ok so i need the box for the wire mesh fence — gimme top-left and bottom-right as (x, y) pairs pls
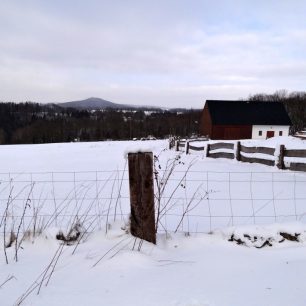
(157, 170), (306, 233)
(0, 170), (131, 236)
(1, 169), (306, 235)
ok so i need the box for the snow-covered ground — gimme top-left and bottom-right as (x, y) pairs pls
(1, 138), (306, 306)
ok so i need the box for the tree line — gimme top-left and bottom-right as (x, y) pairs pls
(1, 91), (305, 145)
(248, 90), (306, 133)
(0, 102), (201, 144)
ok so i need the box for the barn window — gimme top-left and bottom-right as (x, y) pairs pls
(259, 130), (262, 136)
(279, 131), (283, 136)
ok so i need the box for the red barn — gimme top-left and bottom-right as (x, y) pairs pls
(200, 100), (291, 140)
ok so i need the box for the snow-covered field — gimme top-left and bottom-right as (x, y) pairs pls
(1, 138), (306, 306)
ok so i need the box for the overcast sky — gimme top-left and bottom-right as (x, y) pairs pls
(1, 1), (306, 108)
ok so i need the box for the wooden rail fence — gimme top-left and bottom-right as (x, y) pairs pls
(239, 143), (275, 167)
(172, 139), (306, 172)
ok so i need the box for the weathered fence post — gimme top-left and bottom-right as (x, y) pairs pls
(175, 140), (179, 151)
(169, 137), (175, 150)
(236, 141), (241, 161)
(128, 152), (156, 244)
(277, 144), (285, 169)
(186, 141), (190, 154)
(206, 144), (210, 157)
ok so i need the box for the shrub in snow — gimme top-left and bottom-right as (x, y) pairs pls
(56, 221), (84, 245)
(217, 223), (306, 248)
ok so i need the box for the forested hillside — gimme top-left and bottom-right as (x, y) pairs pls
(0, 102), (200, 144)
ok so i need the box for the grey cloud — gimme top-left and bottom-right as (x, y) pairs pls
(0, 1), (306, 106)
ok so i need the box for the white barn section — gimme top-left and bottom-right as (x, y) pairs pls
(252, 125), (290, 139)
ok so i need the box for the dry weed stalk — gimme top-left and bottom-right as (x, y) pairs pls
(154, 153), (197, 233)
(174, 184), (209, 233)
(3, 185), (14, 264)
(0, 275), (16, 289)
(15, 243), (65, 305)
(105, 172), (117, 234)
(92, 236), (132, 267)
(14, 183), (35, 262)
(113, 161), (127, 222)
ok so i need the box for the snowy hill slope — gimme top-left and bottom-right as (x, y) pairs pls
(1, 138), (306, 305)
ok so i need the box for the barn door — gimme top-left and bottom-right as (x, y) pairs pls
(266, 131), (274, 139)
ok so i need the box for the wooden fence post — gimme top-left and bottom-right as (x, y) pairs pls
(175, 140), (179, 151)
(128, 152), (156, 244)
(236, 141), (241, 161)
(277, 145), (285, 169)
(186, 141), (190, 154)
(169, 138), (175, 150)
(206, 144), (210, 157)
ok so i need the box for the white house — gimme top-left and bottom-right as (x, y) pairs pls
(252, 125), (290, 139)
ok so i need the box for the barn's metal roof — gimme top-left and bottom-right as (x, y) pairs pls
(206, 100), (292, 125)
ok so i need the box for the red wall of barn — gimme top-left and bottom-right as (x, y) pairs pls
(199, 104), (212, 136)
(199, 104), (252, 139)
(211, 125), (252, 140)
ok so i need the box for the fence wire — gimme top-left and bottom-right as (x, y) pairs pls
(0, 170), (131, 236)
(0, 169), (306, 236)
(157, 170), (306, 233)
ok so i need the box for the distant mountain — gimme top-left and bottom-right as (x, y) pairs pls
(56, 97), (199, 112)
(57, 97), (168, 111)
(57, 97), (128, 110)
